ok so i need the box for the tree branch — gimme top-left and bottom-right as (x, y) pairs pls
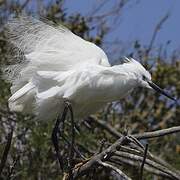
(69, 134), (180, 179)
(90, 116), (180, 140)
(98, 160), (131, 180)
(133, 126), (180, 140)
(112, 151), (180, 179)
(71, 136), (129, 179)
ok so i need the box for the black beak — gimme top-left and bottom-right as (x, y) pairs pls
(148, 81), (176, 101)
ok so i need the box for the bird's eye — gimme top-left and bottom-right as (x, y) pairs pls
(142, 75), (146, 81)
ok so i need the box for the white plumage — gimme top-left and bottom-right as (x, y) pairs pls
(4, 16), (167, 121)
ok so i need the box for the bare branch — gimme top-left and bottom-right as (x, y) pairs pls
(98, 160), (132, 180)
(133, 126), (180, 140)
(91, 116), (180, 140)
(113, 151), (180, 179)
(111, 156), (176, 179)
(90, 116), (123, 138)
(69, 133), (180, 179)
(71, 136), (129, 179)
(118, 145), (176, 172)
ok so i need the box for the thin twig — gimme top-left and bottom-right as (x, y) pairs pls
(90, 116), (123, 138)
(110, 156), (175, 179)
(113, 151), (180, 179)
(71, 134), (180, 179)
(72, 136), (129, 179)
(21, 0), (31, 10)
(127, 135), (145, 150)
(91, 116), (180, 140)
(0, 129), (13, 177)
(98, 160), (132, 180)
(140, 144), (148, 180)
(133, 126), (180, 140)
(146, 12), (170, 56)
(117, 145), (176, 172)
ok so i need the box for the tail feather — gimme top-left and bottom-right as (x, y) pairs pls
(8, 82), (35, 112)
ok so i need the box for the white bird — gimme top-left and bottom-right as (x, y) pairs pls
(3, 16), (175, 170)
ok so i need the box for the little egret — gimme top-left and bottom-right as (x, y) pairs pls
(3, 16), (176, 170)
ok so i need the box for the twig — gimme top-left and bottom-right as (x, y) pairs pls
(0, 129), (13, 177)
(140, 144), (148, 180)
(146, 12), (170, 56)
(61, 136), (86, 160)
(98, 160), (132, 180)
(71, 134), (180, 179)
(21, 0), (31, 10)
(88, 1), (125, 20)
(91, 116), (180, 140)
(90, 116), (123, 138)
(113, 151), (180, 179)
(72, 136), (129, 179)
(133, 126), (180, 140)
(117, 145), (176, 172)
(127, 135), (145, 150)
(110, 156), (174, 179)
(6, 155), (20, 179)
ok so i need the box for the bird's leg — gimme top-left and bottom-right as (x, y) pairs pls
(51, 104), (68, 171)
(64, 101), (75, 179)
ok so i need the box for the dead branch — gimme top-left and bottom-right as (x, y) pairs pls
(90, 116), (180, 140)
(71, 136), (129, 179)
(68, 134), (180, 180)
(118, 145), (176, 172)
(89, 116), (123, 138)
(111, 156), (177, 179)
(112, 151), (180, 179)
(98, 160), (131, 180)
(133, 126), (180, 139)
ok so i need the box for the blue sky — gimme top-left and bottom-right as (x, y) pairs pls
(64, 0), (180, 55)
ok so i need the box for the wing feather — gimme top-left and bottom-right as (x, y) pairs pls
(5, 15), (110, 69)
(4, 15), (110, 93)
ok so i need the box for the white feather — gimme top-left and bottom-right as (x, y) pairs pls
(3, 16), (153, 120)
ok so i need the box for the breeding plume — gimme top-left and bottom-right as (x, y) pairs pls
(3, 16), (175, 170)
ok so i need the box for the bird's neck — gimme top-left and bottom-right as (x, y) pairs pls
(110, 64), (139, 82)
(93, 65), (138, 102)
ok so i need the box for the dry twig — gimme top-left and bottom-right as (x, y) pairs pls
(67, 121), (180, 180)
(90, 116), (180, 140)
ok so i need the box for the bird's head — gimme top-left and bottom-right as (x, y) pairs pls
(124, 57), (176, 101)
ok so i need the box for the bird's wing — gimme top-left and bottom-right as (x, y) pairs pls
(4, 16), (110, 80)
